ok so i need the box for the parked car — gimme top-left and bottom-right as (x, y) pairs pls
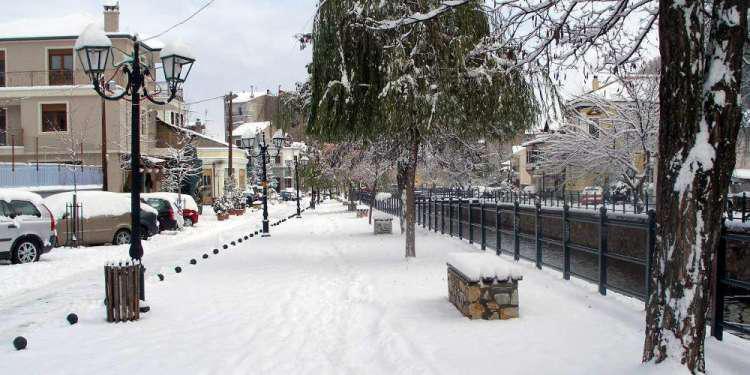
(280, 190), (294, 201)
(143, 192), (199, 227)
(579, 186), (604, 205)
(45, 191), (159, 247)
(522, 185), (538, 197)
(143, 196), (184, 231)
(0, 190), (56, 264)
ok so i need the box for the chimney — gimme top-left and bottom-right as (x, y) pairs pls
(592, 75), (601, 91)
(103, 2), (120, 33)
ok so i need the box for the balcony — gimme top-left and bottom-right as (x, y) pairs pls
(0, 70), (127, 88)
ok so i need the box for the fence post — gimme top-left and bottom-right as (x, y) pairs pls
(441, 200), (445, 234)
(646, 210), (656, 305)
(481, 203), (486, 250)
(513, 200), (520, 261)
(428, 197), (432, 230)
(449, 197), (454, 237)
(711, 222), (727, 340)
(535, 200), (542, 269)
(468, 202), (474, 244)
(458, 200), (463, 240)
(563, 202), (571, 280)
(495, 204), (501, 255)
(599, 206), (608, 296)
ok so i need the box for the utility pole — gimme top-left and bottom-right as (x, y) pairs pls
(101, 97), (108, 191)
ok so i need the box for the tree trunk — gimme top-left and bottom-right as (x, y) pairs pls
(369, 174), (378, 225)
(405, 136), (420, 258)
(397, 162), (408, 234)
(643, 0), (746, 372)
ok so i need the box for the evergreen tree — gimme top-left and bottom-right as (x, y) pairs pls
(309, 0), (538, 257)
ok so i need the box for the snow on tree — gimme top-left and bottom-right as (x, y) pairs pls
(160, 132), (201, 197)
(309, 0), (538, 258)
(539, 74), (659, 209)
(448, 0), (749, 371)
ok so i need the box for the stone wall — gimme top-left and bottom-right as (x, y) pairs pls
(447, 266), (519, 320)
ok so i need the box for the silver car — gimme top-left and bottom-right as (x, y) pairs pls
(0, 190), (56, 264)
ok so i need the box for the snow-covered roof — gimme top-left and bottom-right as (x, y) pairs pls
(734, 169), (750, 180)
(234, 121), (271, 139)
(512, 145), (526, 155)
(159, 120), (228, 147)
(0, 13), (162, 50)
(233, 90), (271, 104)
(520, 135), (550, 147)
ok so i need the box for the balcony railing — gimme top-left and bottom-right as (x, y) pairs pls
(0, 128), (23, 147)
(0, 70), (126, 88)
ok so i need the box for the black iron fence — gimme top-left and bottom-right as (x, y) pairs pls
(363, 190), (749, 340)
(413, 188), (749, 222)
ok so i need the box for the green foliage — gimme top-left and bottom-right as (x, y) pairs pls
(309, 0), (538, 146)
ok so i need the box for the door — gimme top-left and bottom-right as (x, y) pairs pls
(0, 201), (19, 254)
(48, 49), (74, 85)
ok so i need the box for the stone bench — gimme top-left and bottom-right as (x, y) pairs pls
(373, 215), (393, 234)
(447, 253), (522, 320)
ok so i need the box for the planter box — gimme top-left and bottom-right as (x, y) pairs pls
(229, 208), (246, 216)
(217, 212), (230, 221)
(357, 208), (369, 218)
(374, 218), (392, 234)
(447, 263), (521, 320)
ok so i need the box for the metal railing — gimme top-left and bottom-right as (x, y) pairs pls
(363, 189), (750, 340)
(0, 128), (24, 146)
(0, 162), (103, 188)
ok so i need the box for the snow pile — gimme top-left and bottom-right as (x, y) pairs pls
(0, 189), (44, 206)
(372, 211), (392, 220)
(74, 23), (111, 50)
(160, 39), (195, 59)
(44, 191), (156, 219)
(447, 252), (523, 282)
(375, 192), (392, 201)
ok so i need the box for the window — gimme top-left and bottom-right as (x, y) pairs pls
(10, 200), (41, 217)
(41, 103), (67, 132)
(589, 118), (600, 138)
(275, 155), (281, 164)
(0, 108), (5, 145)
(526, 148), (540, 164)
(0, 50), (5, 87)
(171, 112), (175, 125)
(48, 49), (74, 85)
(235, 139), (241, 147)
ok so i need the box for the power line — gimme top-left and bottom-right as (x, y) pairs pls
(143, 0), (217, 42)
(184, 95), (225, 105)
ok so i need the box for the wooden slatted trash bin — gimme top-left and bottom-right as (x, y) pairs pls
(104, 262), (142, 322)
(447, 253), (523, 320)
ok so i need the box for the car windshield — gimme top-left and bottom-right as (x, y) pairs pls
(145, 198), (168, 212)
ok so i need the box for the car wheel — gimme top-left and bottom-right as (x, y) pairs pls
(114, 229), (131, 245)
(12, 239), (40, 264)
(185, 218), (194, 227)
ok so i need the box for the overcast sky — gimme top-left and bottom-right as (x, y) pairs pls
(0, 0), (315, 139)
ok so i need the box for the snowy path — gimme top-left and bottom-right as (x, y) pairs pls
(0, 201), (748, 374)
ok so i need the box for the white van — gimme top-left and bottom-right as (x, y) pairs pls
(0, 190), (56, 264)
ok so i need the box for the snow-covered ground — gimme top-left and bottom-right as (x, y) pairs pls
(0, 201), (747, 374)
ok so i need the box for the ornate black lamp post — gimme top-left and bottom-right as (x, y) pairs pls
(75, 24), (195, 301)
(247, 130), (284, 236)
(287, 155), (308, 218)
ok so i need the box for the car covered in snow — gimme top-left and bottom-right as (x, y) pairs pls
(142, 195), (184, 231)
(0, 190), (56, 264)
(45, 191), (159, 246)
(579, 186), (604, 206)
(143, 192), (198, 226)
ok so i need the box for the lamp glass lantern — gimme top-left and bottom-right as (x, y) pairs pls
(272, 130), (285, 149)
(74, 25), (113, 82)
(300, 155), (310, 166)
(161, 51), (195, 85)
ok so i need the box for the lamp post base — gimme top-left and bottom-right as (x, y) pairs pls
(262, 220), (270, 237)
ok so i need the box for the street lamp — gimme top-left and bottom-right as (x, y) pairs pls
(287, 155), (307, 218)
(246, 130), (284, 236)
(76, 24), (195, 303)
